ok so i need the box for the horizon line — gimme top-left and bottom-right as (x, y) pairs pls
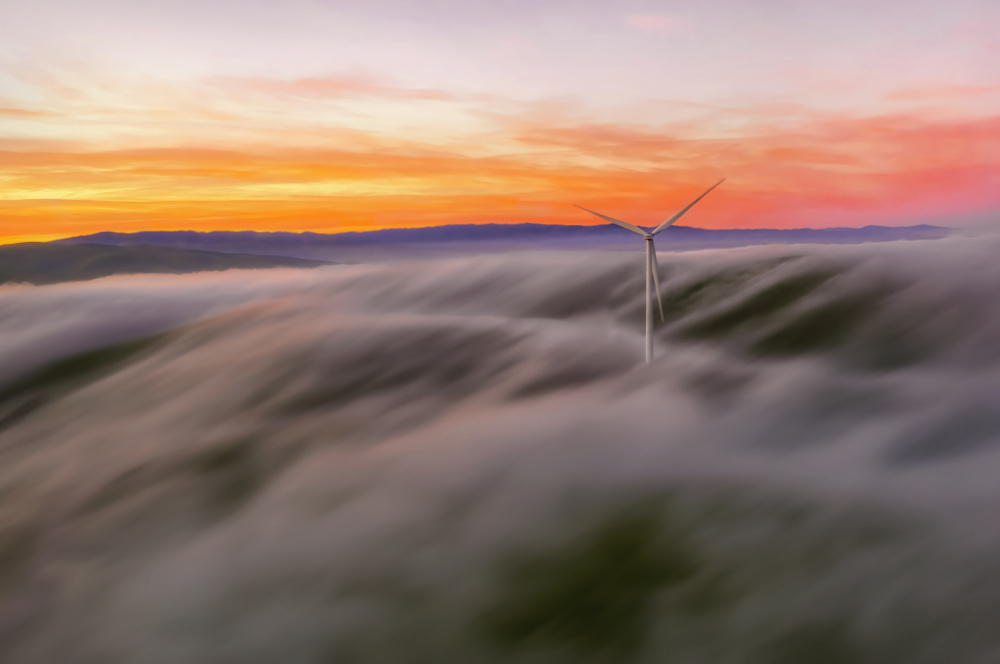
(2, 220), (955, 246)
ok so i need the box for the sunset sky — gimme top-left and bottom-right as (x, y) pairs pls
(2, 0), (999, 243)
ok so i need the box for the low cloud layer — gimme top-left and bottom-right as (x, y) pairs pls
(2, 237), (1000, 662)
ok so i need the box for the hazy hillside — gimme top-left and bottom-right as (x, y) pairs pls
(56, 223), (953, 262)
(0, 242), (330, 286)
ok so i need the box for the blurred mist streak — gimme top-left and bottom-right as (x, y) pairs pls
(2, 234), (1000, 662)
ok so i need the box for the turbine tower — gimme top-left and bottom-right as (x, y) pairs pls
(576, 180), (725, 364)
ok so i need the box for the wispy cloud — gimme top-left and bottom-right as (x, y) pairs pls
(626, 14), (689, 34)
(887, 83), (1000, 101)
(209, 75), (456, 101)
(0, 107), (59, 118)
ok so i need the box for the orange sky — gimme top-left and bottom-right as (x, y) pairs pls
(2, 0), (999, 243)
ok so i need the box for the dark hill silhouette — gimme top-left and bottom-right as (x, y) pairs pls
(0, 243), (330, 285)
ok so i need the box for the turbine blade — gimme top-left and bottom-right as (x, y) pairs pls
(651, 243), (665, 322)
(651, 179), (725, 236)
(574, 205), (648, 236)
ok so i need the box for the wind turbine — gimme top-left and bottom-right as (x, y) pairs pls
(576, 180), (725, 364)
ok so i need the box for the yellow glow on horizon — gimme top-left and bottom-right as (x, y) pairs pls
(0, 233), (73, 245)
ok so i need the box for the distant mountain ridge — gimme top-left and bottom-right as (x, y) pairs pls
(55, 223), (952, 262)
